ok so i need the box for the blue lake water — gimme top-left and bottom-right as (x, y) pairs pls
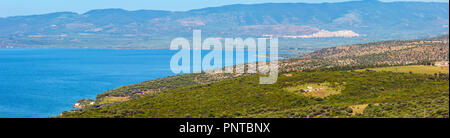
(0, 48), (274, 118)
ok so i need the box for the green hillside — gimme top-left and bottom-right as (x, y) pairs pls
(61, 70), (449, 118)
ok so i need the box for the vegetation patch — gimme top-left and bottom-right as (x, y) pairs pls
(356, 91), (449, 118)
(358, 65), (449, 75)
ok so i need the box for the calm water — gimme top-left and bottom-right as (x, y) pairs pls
(0, 48), (267, 118)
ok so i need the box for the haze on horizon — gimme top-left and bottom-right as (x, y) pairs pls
(1, 0), (449, 17)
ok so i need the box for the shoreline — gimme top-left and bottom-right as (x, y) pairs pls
(0, 47), (310, 52)
(52, 49), (300, 116)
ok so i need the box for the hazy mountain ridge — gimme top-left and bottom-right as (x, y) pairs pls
(0, 0), (448, 49)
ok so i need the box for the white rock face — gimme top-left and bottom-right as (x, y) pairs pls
(299, 30), (360, 38)
(281, 30), (361, 38)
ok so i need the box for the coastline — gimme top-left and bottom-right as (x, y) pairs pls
(67, 50), (296, 113)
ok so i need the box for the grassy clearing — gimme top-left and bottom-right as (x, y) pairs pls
(350, 104), (369, 115)
(284, 82), (343, 98)
(98, 96), (130, 104)
(357, 65), (449, 75)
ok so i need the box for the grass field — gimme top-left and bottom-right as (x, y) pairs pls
(98, 96), (130, 104)
(350, 104), (369, 115)
(358, 65), (449, 75)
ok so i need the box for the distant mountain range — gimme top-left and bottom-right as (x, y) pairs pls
(0, 0), (448, 49)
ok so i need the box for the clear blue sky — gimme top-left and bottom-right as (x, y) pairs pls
(1, 0), (448, 17)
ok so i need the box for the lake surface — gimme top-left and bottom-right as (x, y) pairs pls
(0, 48), (271, 118)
